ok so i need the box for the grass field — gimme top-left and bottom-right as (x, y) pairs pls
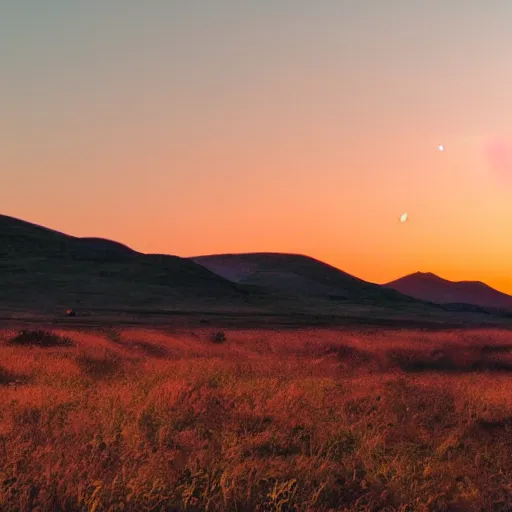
(1, 325), (512, 511)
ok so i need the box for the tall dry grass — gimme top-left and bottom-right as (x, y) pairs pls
(0, 326), (512, 511)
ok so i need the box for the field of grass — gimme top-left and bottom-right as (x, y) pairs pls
(1, 325), (512, 511)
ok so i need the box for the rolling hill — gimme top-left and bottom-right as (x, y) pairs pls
(0, 214), (251, 312)
(384, 272), (512, 311)
(192, 253), (419, 305)
(2, 214), (509, 326)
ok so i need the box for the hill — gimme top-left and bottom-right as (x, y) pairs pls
(192, 253), (421, 305)
(2, 215), (509, 326)
(0, 214), (250, 312)
(385, 272), (512, 311)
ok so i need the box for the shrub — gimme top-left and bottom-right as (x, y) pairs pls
(9, 330), (74, 348)
(0, 366), (18, 386)
(101, 328), (122, 343)
(211, 331), (227, 344)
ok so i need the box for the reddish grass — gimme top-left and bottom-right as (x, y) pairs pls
(0, 326), (512, 511)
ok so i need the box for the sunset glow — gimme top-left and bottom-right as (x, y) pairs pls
(1, 2), (512, 293)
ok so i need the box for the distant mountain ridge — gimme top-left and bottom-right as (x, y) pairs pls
(385, 272), (512, 311)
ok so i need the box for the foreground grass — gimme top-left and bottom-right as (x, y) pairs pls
(0, 326), (512, 511)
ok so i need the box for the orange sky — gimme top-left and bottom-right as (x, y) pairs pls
(2, 2), (512, 294)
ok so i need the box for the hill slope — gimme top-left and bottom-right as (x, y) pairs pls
(192, 253), (418, 305)
(0, 214), (249, 312)
(385, 272), (512, 310)
(2, 215), (507, 326)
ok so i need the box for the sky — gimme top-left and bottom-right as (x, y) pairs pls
(2, 1), (512, 293)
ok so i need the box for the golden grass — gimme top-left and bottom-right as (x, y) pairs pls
(1, 326), (512, 511)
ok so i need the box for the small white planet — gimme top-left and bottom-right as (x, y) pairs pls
(400, 212), (408, 223)
(438, 144), (445, 152)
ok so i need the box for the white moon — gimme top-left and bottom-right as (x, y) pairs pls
(400, 212), (408, 223)
(438, 144), (444, 151)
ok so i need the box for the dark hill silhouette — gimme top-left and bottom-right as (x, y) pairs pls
(2, 215), (509, 326)
(385, 272), (512, 311)
(0, 214), (248, 311)
(192, 253), (418, 305)
(0, 214), (136, 262)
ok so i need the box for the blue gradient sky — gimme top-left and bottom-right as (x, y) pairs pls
(2, 1), (512, 291)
